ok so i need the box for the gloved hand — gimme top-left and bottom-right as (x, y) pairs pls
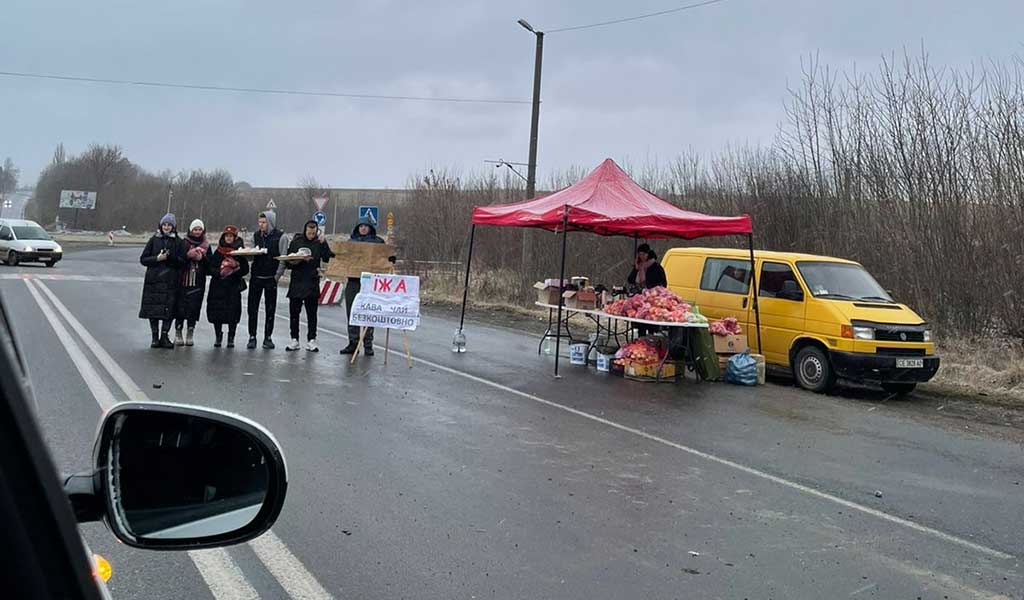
(388, 256), (397, 264)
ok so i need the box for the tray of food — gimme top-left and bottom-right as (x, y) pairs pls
(275, 247), (313, 261)
(230, 247), (267, 256)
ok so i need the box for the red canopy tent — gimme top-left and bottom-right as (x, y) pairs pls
(458, 158), (760, 376)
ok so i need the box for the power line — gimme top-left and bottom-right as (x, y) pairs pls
(0, 70), (532, 105)
(547, 0), (729, 33)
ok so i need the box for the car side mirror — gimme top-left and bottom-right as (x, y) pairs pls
(778, 281), (804, 302)
(67, 402), (287, 550)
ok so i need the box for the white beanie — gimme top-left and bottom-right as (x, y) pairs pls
(189, 219), (205, 232)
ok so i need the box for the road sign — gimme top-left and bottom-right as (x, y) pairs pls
(313, 196), (329, 212)
(266, 198), (277, 209)
(358, 205), (379, 225)
(313, 211), (327, 226)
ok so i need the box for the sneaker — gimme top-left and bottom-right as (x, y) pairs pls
(339, 343), (358, 355)
(305, 339), (319, 352)
(263, 338), (275, 350)
(174, 330), (185, 346)
(246, 337), (257, 349)
(285, 339), (301, 352)
(185, 328), (195, 347)
(364, 346), (375, 357)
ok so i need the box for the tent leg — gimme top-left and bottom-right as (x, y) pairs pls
(554, 208), (569, 378)
(457, 224), (476, 334)
(748, 233), (763, 354)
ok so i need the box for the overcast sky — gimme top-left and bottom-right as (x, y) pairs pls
(2, 0), (1022, 188)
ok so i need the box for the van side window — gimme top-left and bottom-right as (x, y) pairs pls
(0, 226), (11, 240)
(700, 258), (751, 294)
(760, 262), (802, 300)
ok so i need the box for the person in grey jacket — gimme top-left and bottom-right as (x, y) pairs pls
(246, 210), (289, 349)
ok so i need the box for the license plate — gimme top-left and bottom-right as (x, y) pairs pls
(896, 358), (924, 369)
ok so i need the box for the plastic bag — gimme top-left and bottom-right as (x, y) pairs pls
(725, 350), (758, 386)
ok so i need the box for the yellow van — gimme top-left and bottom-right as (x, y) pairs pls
(662, 248), (939, 394)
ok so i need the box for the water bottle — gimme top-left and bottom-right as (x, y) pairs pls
(541, 337), (554, 355)
(451, 330), (467, 353)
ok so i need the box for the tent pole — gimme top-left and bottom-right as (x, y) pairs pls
(554, 207), (569, 378)
(458, 224), (476, 333)
(747, 233), (763, 354)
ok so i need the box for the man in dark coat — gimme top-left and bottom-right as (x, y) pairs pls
(207, 226), (250, 348)
(247, 210), (289, 350)
(139, 213), (185, 349)
(339, 216), (389, 356)
(174, 218), (210, 347)
(284, 220), (334, 352)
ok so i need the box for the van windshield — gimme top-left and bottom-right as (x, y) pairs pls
(12, 226), (51, 241)
(796, 262), (893, 302)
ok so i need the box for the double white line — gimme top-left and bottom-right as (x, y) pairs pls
(23, 278), (335, 600)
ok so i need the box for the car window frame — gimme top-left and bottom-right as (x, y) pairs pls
(0, 292), (104, 600)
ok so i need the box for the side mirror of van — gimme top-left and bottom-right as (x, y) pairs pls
(65, 402), (287, 550)
(778, 280), (804, 302)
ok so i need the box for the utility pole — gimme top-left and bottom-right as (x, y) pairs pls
(166, 184), (173, 214)
(518, 19), (544, 200)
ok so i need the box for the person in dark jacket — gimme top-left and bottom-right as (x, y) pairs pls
(174, 219), (210, 347)
(206, 226), (250, 348)
(627, 244), (668, 291)
(339, 216), (390, 356)
(139, 213), (185, 349)
(627, 243), (668, 336)
(284, 220), (334, 352)
(246, 210), (289, 350)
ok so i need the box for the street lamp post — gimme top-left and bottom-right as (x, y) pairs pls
(518, 19), (544, 200)
(166, 184), (173, 214)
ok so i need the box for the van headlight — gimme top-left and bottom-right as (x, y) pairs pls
(923, 330), (932, 342)
(853, 326), (875, 340)
(23, 245), (34, 253)
(54, 244), (63, 253)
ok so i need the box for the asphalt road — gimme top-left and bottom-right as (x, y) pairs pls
(1, 189), (31, 219)
(2, 246), (1022, 599)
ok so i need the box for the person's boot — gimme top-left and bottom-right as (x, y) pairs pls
(214, 331), (223, 348)
(150, 331), (160, 349)
(174, 328), (185, 346)
(339, 342), (358, 355)
(159, 332), (175, 349)
(364, 345), (375, 357)
(247, 336), (257, 350)
(263, 338), (275, 350)
(185, 327), (195, 347)
(227, 334), (235, 349)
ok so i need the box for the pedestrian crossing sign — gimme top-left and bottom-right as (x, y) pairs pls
(358, 205), (379, 226)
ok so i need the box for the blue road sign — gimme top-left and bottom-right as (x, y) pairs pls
(358, 205), (379, 226)
(313, 211), (327, 226)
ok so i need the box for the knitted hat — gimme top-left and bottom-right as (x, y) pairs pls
(189, 219), (205, 232)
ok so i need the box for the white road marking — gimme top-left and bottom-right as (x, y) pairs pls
(189, 548), (261, 600)
(30, 281), (335, 599)
(0, 273), (142, 282)
(250, 530), (334, 599)
(23, 279), (116, 409)
(297, 315), (1016, 562)
(35, 280), (147, 401)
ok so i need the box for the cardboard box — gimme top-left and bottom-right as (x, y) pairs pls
(325, 240), (397, 279)
(562, 289), (597, 310)
(713, 333), (748, 354)
(625, 361), (677, 380)
(534, 282), (562, 305)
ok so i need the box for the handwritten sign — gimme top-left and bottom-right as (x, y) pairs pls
(349, 273), (420, 331)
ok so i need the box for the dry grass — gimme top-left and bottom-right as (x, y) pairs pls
(927, 338), (1024, 403)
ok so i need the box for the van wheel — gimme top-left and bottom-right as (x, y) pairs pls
(882, 382), (916, 396)
(6, 251), (17, 267)
(793, 346), (835, 393)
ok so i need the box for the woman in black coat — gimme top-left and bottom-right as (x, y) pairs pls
(284, 220), (334, 352)
(206, 226), (250, 348)
(174, 218), (211, 347)
(139, 213), (185, 349)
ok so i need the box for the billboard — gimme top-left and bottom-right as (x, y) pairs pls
(60, 190), (97, 209)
